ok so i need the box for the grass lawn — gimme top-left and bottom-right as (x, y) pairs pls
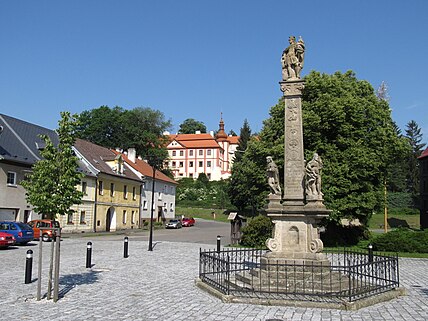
(368, 213), (420, 230)
(175, 206), (230, 222)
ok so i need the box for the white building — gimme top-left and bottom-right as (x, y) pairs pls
(166, 118), (239, 181)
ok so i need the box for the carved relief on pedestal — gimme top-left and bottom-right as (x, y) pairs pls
(309, 239), (324, 253)
(266, 220), (281, 253)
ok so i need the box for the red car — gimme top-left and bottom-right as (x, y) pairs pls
(0, 231), (16, 248)
(182, 217), (195, 227)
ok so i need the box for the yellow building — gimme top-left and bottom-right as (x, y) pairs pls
(73, 139), (142, 232)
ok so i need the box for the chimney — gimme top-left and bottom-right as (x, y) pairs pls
(128, 148), (136, 163)
(209, 130), (214, 137)
(195, 130), (201, 134)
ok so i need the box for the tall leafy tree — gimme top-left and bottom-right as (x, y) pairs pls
(77, 106), (124, 148)
(178, 118), (207, 134)
(22, 112), (84, 220)
(405, 120), (426, 205)
(230, 71), (403, 225)
(76, 105), (172, 161)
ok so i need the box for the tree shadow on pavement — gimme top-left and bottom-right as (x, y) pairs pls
(58, 270), (102, 299)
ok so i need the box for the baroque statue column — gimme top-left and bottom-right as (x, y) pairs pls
(264, 36), (331, 264)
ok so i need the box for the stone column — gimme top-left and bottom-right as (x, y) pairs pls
(280, 80), (306, 208)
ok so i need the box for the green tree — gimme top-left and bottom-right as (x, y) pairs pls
(234, 119), (252, 162)
(231, 71), (403, 226)
(178, 118), (207, 134)
(405, 120), (426, 205)
(77, 106), (124, 148)
(22, 112), (84, 220)
(76, 105), (172, 164)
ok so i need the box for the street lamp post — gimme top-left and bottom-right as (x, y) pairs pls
(148, 164), (156, 251)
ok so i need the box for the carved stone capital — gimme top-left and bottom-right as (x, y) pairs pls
(279, 80), (305, 96)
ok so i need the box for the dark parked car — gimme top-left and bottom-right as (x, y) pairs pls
(165, 219), (182, 229)
(0, 221), (34, 245)
(0, 231), (16, 248)
(182, 217), (195, 227)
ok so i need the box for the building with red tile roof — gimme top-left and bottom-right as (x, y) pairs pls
(166, 117), (239, 180)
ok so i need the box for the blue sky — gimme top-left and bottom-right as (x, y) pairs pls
(1, 1), (427, 144)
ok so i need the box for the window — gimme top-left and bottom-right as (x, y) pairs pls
(189, 173), (193, 178)
(81, 181), (87, 195)
(207, 161), (211, 167)
(67, 213), (73, 224)
(207, 173), (211, 180)
(98, 181), (103, 195)
(199, 150), (203, 156)
(7, 172), (16, 185)
(110, 183), (115, 196)
(179, 161), (184, 167)
(122, 210), (127, 224)
(207, 149), (211, 156)
(189, 150), (193, 156)
(170, 202), (174, 211)
(172, 151), (176, 156)
(189, 161), (194, 167)
(163, 202), (167, 212)
(80, 211), (86, 224)
(143, 200), (148, 210)
(133, 186), (137, 200)
(124, 185), (128, 199)
(199, 161), (203, 167)
(131, 211), (136, 224)
(172, 161), (176, 167)
(179, 150), (184, 156)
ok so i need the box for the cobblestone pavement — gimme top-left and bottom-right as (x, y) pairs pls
(1, 235), (427, 321)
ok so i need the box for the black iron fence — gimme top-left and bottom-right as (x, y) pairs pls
(199, 248), (399, 303)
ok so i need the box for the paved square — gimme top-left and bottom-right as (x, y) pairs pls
(1, 236), (427, 320)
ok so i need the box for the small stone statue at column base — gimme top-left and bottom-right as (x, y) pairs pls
(266, 156), (282, 197)
(305, 153), (324, 200)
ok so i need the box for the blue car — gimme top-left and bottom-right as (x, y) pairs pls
(0, 221), (34, 245)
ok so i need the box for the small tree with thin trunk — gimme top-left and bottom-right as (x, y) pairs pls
(22, 112), (83, 220)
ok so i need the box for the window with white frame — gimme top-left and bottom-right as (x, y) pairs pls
(179, 150), (184, 156)
(189, 161), (194, 167)
(172, 151), (176, 156)
(199, 150), (203, 156)
(199, 161), (203, 167)
(67, 213), (73, 224)
(80, 211), (86, 224)
(7, 172), (16, 185)
(131, 211), (136, 224)
(207, 149), (211, 156)
(179, 161), (184, 167)
(207, 161), (211, 167)
(170, 202), (174, 211)
(122, 210), (127, 224)
(143, 200), (148, 210)
(189, 150), (193, 156)
(123, 185), (128, 199)
(133, 186), (136, 200)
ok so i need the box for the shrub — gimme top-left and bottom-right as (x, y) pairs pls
(372, 228), (428, 253)
(321, 222), (370, 247)
(240, 215), (273, 248)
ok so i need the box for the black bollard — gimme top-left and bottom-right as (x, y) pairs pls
(86, 242), (92, 268)
(124, 236), (129, 258)
(216, 235), (221, 253)
(25, 249), (33, 284)
(368, 244), (373, 263)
